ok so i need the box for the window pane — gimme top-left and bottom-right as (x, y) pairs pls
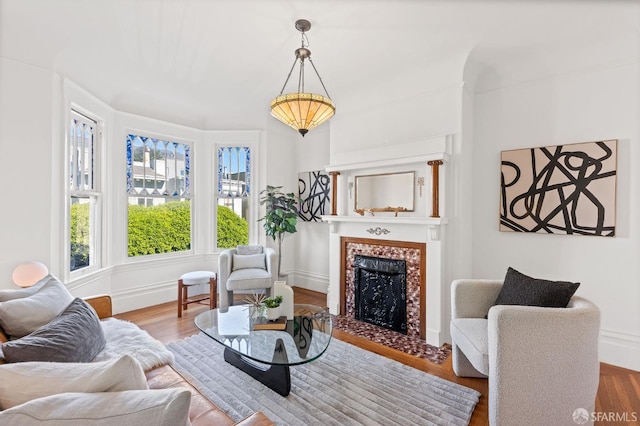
(70, 196), (92, 271)
(127, 134), (190, 198)
(69, 110), (97, 273)
(218, 147), (250, 197)
(69, 112), (95, 192)
(217, 199), (249, 248)
(128, 198), (191, 256)
(127, 134), (191, 257)
(217, 146), (251, 248)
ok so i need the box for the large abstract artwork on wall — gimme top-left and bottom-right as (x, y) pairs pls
(500, 139), (617, 237)
(298, 170), (331, 222)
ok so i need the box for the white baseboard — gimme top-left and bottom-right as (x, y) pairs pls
(426, 329), (442, 348)
(599, 329), (640, 371)
(111, 280), (176, 314)
(290, 270), (329, 294)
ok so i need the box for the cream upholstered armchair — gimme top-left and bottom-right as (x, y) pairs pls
(450, 278), (600, 426)
(218, 246), (278, 309)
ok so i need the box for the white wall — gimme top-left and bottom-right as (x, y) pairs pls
(262, 120), (300, 280)
(472, 61), (640, 371)
(293, 125), (331, 293)
(0, 58), (55, 282)
(327, 55), (472, 345)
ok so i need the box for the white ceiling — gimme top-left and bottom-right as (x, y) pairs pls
(2, 0), (638, 129)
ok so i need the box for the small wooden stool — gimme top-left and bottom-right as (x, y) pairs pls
(178, 271), (217, 317)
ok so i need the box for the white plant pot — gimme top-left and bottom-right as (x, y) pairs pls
(266, 306), (281, 321)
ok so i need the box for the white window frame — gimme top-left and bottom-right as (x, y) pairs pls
(125, 131), (194, 260)
(216, 145), (252, 250)
(66, 108), (102, 278)
(214, 135), (261, 251)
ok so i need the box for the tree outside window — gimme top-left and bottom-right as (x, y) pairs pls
(126, 134), (191, 257)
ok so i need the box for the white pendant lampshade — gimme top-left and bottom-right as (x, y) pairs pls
(12, 262), (48, 288)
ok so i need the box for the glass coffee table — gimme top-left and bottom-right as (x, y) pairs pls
(195, 304), (332, 396)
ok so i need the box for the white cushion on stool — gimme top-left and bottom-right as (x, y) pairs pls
(180, 271), (216, 286)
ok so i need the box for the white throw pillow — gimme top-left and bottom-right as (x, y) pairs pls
(0, 389), (192, 426)
(236, 245), (263, 255)
(232, 253), (266, 271)
(0, 274), (50, 302)
(0, 276), (74, 338)
(0, 354), (148, 410)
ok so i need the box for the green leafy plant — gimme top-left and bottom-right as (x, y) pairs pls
(258, 185), (300, 277)
(263, 295), (283, 309)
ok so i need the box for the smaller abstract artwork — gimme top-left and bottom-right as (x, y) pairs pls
(298, 170), (331, 222)
(500, 139), (617, 237)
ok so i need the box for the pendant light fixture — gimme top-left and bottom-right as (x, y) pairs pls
(270, 19), (335, 137)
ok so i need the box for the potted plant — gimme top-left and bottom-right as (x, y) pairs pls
(263, 295), (283, 321)
(258, 185), (300, 279)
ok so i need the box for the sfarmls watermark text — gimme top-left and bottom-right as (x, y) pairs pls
(573, 408), (638, 424)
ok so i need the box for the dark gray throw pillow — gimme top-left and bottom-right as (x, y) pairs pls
(2, 298), (106, 363)
(490, 267), (580, 312)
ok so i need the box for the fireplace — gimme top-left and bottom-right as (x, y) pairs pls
(322, 136), (449, 346)
(341, 237), (426, 339)
(354, 255), (407, 334)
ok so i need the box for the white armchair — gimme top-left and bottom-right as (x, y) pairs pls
(450, 279), (600, 426)
(218, 246), (278, 309)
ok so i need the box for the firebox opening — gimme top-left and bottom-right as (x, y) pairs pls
(354, 254), (407, 334)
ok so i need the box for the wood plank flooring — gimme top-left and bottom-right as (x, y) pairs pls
(116, 287), (639, 426)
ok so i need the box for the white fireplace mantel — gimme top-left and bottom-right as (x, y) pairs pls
(323, 134), (453, 347)
(320, 215), (448, 241)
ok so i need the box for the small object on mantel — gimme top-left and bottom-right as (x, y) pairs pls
(354, 206), (408, 217)
(253, 316), (287, 330)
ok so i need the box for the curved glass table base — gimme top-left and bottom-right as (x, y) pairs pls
(195, 304), (332, 396)
(223, 338), (291, 396)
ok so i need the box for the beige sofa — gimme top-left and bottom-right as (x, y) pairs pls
(0, 294), (273, 426)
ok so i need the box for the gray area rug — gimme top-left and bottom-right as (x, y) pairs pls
(167, 333), (480, 425)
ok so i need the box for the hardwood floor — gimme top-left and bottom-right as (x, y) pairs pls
(116, 287), (639, 426)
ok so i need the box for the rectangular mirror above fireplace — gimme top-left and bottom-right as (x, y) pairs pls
(354, 171), (415, 215)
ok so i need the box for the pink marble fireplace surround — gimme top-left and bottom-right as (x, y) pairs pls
(340, 236), (426, 339)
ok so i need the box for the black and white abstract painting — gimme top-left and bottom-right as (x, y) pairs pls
(298, 170), (331, 222)
(500, 139), (617, 236)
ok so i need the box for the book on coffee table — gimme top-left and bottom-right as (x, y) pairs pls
(253, 316), (287, 330)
